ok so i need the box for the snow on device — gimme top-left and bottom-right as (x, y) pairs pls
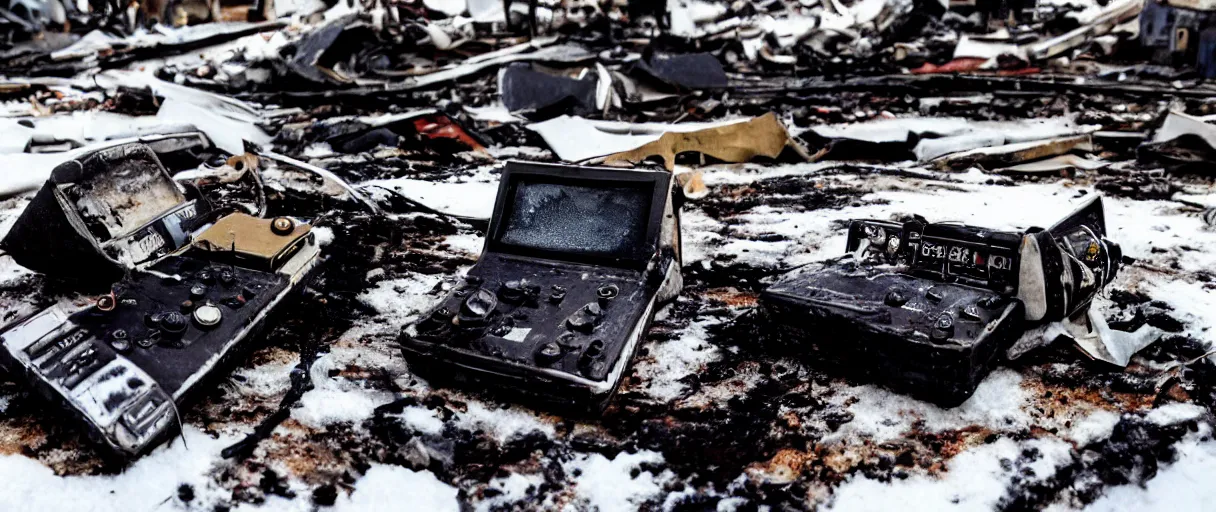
(760, 197), (1121, 406)
(0, 143), (321, 457)
(401, 161), (683, 411)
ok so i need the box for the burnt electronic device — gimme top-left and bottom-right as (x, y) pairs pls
(0, 144), (322, 457)
(1, 143), (214, 283)
(401, 162), (682, 411)
(760, 197), (1120, 406)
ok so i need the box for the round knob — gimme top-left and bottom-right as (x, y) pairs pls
(271, 217), (295, 235)
(596, 284), (619, 300)
(109, 330), (130, 352)
(930, 313), (955, 342)
(500, 280), (525, 302)
(190, 284), (207, 299)
(461, 289), (497, 319)
(549, 285), (567, 304)
(193, 304), (223, 327)
(96, 294), (117, 312)
(535, 342), (562, 364)
(160, 312), (188, 333)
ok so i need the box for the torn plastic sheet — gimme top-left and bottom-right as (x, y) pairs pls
(667, 0), (730, 38)
(362, 178), (498, 219)
(156, 98), (270, 155)
(526, 115), (749, 162)
(1026, 0), (1143, 60)
(464, 103), (523, 124)
(797, 116), (1090, 162)
(467, 0), (505, 22)
(284, 15), (352, 84)
(499, 63), (600, 117)
(632, 52), (727, 90)
(1138, 110), (1216, 168)
(94, 71), (271, 155)
(28, 21), (286, 75)
(100, 70), (269, 126)
(0, 132), (210, 198)
(424, 0), (467, 17)
(1152, 110), (1216, 147)
(0, 112), (194, 153)
(603, 113), (800, 170)
(258, 150), (381, 213)
(931, 135), (1095, 171)
(395, 39), (595, 90)
(994, 154), (1108, 174)
(1010, 309), (1163, 367)
(953, 35), (1027, 61)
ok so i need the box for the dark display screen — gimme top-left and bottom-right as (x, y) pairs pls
(498, 179), (652, 262)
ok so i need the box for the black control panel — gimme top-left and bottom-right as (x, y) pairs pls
(846, 219), (1022, 294)
(409, 254), (654, 385)
(761, 260), (1024, 406)
(42, 255), (288, 396)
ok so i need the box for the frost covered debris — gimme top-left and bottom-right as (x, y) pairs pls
(3, 0), (1216, 510)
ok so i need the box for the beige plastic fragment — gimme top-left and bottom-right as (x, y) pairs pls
(603, 113), (798, 170)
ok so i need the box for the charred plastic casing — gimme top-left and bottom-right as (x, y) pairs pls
(760, 261), (1024, 406)
(401, 162), (682, 412)
(1, 143), (211, 283)
(760, 197), (1118, 405)
(0, 215), (321, 457)
(845, 197), (1120, 323)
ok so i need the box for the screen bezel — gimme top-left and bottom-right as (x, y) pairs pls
(486, 162), (671, 270)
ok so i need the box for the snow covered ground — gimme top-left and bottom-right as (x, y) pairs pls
(0, 151), (1212, 511)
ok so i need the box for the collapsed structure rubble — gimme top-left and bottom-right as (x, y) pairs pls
(0, 0), (1215, 510)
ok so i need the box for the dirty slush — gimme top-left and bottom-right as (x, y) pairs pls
(1, 0), (1216, 510)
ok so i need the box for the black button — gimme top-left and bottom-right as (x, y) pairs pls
(556, 332), (579, 348)
(549, 285), (567, 304)
(535, 342), (562, 364)
(190, 284), (207, 299)
(930, 313), (954, 342)
(160, 312), (188, 333)
(597, 284), (619, 300)
(566, 303), (603, 333)
(584, 340), (605, 357)
(461, 289), (497, 319)
(885, 290), (908, 307)
(136, 334), (160, 348)
(96, 295), (117, 311)
(926, 286), (945, 303)
(500, 280), (525, 302)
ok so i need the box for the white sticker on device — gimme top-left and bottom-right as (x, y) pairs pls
(502, 327), (531, 343)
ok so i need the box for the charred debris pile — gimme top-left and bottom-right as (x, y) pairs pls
(1, 0), (1216, 510)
